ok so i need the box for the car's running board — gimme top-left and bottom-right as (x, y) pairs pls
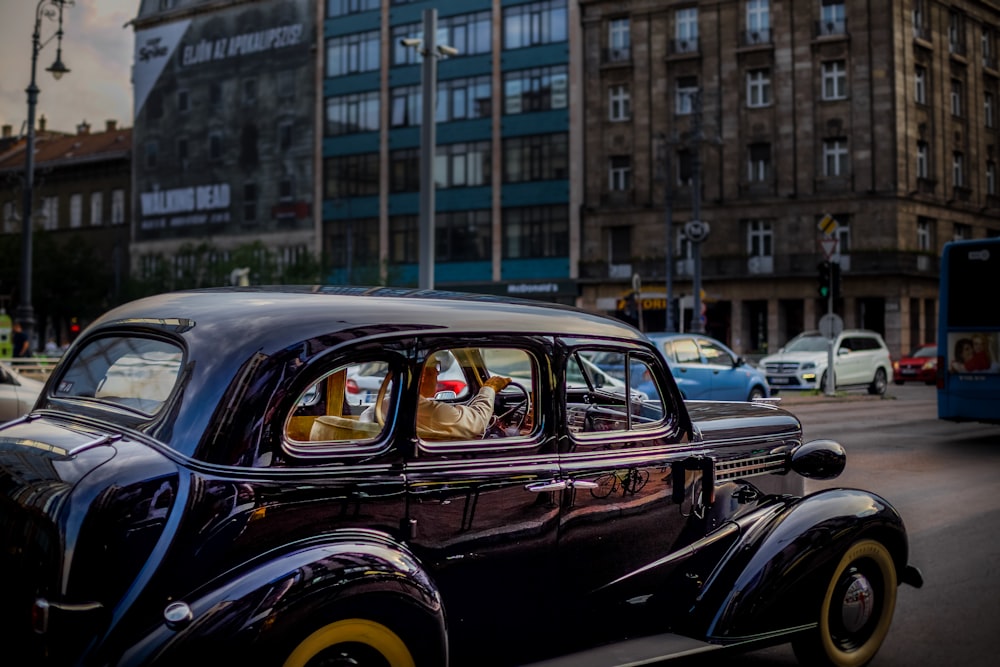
(519, 633), (720, 667)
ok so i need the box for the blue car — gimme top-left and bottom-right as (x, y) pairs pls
(629, 332), (770, 401)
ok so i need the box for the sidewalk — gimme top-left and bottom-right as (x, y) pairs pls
(770, 390), (891, 405)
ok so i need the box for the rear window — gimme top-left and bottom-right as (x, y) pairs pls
(54, 336), (183, 416)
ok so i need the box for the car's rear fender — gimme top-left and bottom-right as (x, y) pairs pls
(684, 487), (912, 642)
(114, 530), (446, 666)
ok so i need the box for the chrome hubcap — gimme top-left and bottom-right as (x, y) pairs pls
(840, 572), (875, 633)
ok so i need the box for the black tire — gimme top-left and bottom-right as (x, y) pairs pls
(819, 371), (830, 392)
(893, 380), (903, 386)
(867, 368), (887, 395)
(747, 386), (766, 401)
(791, 539), (898, 667)
(283, 618), (416, 667)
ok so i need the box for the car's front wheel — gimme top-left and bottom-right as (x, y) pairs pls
(283, 618), (416, 667)
(791, 539), (898, 667)
(747, 386), (766, 401)
(867, 369), (887, 395)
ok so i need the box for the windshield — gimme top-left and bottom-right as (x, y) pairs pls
(54, 336), (184, 416)
(912, 345), (937, 358)
(783, 335), (830, 353)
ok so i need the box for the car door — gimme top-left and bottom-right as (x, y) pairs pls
(402, 339), (561, 661)
(660, 337), (713, 399)
(696, 336), (742, 400)
(555, 344), (705, 644)
(836, 335), (866, 384)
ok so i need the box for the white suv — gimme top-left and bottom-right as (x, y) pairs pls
(760, 329), (892, 395)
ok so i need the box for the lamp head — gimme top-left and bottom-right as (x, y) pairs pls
(47, 55), (70, 80)
(399, 38), (422, 47)
(436, 44), (459, 57)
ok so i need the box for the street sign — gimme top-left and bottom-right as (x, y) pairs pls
(684, 220), (710, 243)
(818, 214), (839, 236)
(819, 313), (844, 339)
(819, 237), (838, 259)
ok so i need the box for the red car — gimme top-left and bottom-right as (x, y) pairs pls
(893, 343), (938, 384)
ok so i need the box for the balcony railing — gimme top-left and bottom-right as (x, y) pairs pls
(670, 38), (699, 55)
(603, 47), (632, 64)
(740, 29), (772, 47)
(816, 19), (848, 38)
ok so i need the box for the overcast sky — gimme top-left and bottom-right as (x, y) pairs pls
(0, 1), (136, 135)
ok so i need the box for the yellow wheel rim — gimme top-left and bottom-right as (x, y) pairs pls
(283, 618), (415, 667)
(818, 539), (897, 667)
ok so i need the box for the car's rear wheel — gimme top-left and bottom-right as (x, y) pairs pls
(867, 369), (887, 395)
(283, 618), (415, 667)
(791, 539), (897, 667)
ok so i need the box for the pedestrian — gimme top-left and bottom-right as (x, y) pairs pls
(12, 321), (30, 358)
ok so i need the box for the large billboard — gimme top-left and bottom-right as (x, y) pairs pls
(132, 0), (315, 241)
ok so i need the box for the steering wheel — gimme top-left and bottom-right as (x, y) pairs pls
(374, 371), (393, 426)
(488, 380), (530, 435)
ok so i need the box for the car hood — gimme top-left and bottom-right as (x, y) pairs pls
(759, 350), (827, 365)
(686, 400), (801, 443)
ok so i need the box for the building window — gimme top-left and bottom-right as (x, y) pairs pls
(675, 7), (698, 52)
(390, 84), (421, 127)
(111, 189), (125, 225)
(502, 205), (569, 259)
(676, 148), (694, 186)
(69, 193), (82, 228)
(242, 79), (257, 106)
(917, 217), (931, 251)
(954, 223), (971, 241)
(609, 156), (632, 191)
(676, 76), (698, 115)
(90, 191), (102, 226)
(951, 79), (963, 116)
(503, 0), (568, 50)
(279, 122), (293, 152)
(2, 201), (15, 233)
(953, 152), (965, 187)
(327, 30), (380, 76)
(503, 65), (568, 114)
(820, 0), (846, 35)
(916, 141), (929, 179)
(914, 66), (927, 104)
(948, 11), (965, 55)
(41, 196), (58, 231)
(434, 141), (491, 189)
(822, 60), (847, 100)
(145, 140), (158, 169)
(987, 161), (997, 195)
(437, 75), (492, 122)
(747, 142), (771, 182)
(609, 226), (631, 264)
(746, 0), (770, 43)
(609, 84), (630, 121)
(986, 91), (995, 128)
(746, 68), (771, 108)
(747, 219), (773, 258)
(437, 210), (492, 262)
(326, 153), (380, 198)
(438, 10), (492, 56)
(502, 133), (569, 183)
(912, 0), (927, 38)
(243, 183), (257, 223)
(328, 0), (381, 18)
(834, 219), (852, 254)
(326, 91), (379, 136)
(210, 82), (223, 108)
(985, 27), (998, 69)
(823, 138), (848, 177)
(209, 133), (223, 162)
(177, 89), (189, 113)
(607, 17), (630, 61)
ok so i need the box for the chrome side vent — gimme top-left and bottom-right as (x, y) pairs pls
(715, 453), (787, 481)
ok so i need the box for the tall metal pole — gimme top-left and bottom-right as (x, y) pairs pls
(417, 8), (438, 290)
(690, 91), (704, 334)
(658, 133), (675, 333)
(19, 0), (71, 354)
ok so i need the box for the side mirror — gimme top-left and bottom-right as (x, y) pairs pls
(434, 390), (458, 400)
(734, 356), (745, 368)
(838, 347), (850, 356)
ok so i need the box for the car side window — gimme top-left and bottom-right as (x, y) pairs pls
(672, 338), (701, 364)
(566, 349), (665, 440)
(698, 339), (731, 365)
(417, 347), (538, 444)
(285, 360), (391, 446)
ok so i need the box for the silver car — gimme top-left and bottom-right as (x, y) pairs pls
(760, 329), (892, 394)
(0, 361), (45, 421)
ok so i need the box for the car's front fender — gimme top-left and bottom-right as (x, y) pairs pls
(113, 529), (446, 667)
(686, 488), (912, 643)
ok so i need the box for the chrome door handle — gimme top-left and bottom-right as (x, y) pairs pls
(570, 480), (598, 489)
(526, 480), (567, 492)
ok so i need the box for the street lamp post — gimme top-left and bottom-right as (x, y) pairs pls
(401, 8), (457, 290)
(19, 0), (71, 353)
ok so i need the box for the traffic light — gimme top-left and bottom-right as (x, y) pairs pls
(69, 317), (81, 340)
(817, 260), (831, 298)
(830, 261), (841, 301)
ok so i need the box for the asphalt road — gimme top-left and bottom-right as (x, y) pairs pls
(732, 383), (1000, 666)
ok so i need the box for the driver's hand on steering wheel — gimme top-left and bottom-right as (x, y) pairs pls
(484, 375), (512, 393)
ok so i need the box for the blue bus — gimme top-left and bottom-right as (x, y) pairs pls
(937, 237), (1000, 423)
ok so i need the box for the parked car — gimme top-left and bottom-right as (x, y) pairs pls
(760, 329), (893, 394)
(893, 343), (938, 385)
(0, 360), (45, 422)
(0, 287), (921, 667)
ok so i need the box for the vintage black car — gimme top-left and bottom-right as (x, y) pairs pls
(0, 287), (922, 667)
